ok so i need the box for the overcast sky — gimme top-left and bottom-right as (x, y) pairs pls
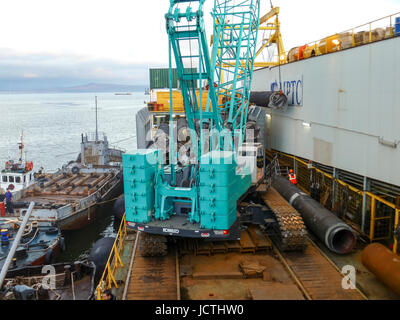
(0, 0), (398, 89)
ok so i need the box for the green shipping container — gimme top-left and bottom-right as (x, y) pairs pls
(149, 68), (198, 89)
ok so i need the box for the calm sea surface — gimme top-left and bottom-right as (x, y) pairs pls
(0, 91), (146, 261)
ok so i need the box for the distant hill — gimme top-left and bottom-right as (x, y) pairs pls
(58, 82), (146, 93)
(0, 82), (146, 93)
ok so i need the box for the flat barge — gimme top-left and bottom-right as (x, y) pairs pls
(8, 132), (123, 230)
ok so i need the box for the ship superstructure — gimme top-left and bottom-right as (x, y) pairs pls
(0, 132), (35, 193)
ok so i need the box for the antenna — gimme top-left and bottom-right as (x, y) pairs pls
(18, 130), (24, 163)
(95, 96), (98, 142)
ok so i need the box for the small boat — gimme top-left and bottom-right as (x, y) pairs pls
(0, 218), (63, 270)
(1, 260), (95, 300)
(114, 92), (132, 95)
(0, 131), (36, 194)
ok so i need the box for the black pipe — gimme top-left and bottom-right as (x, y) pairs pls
(249, 91), (288, 110)
(272, 176), (356, 254)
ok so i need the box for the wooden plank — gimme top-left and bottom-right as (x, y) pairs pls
(240, 231), (256, 253)
(71, 174), (91, 188)
(56, 174), (76, 188)
(211, 242), (227, 254)
(195, 241), (212, 256)
(225, 241), (242, 251)
(42, 174), (65, 188)
(88, 174), (106, 188)
(247, 225), (272, 250)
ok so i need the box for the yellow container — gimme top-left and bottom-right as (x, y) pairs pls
(318, 34), (341, 54)
(303, 44), (320, 58)
(155, 90), (211, 112)
(288, 47), (299, 62)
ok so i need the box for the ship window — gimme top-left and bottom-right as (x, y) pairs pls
(9, 176), (14, 183)
(30, 173), (32, 181)
(15, 176), (21, 183)
(23, 175), (26, 183)
(2, 176), (6, 183)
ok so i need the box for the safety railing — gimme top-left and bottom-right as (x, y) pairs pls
(268, 11), (400, 64)
(95, 213), (127, 300)
(270, 150), (399, 254)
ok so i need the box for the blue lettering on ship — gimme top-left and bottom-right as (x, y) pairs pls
(270, 78), (303, 106)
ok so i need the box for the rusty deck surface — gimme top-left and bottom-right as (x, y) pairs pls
(125, 237), (178, 300)
(120, 232), (366, 300)
(248, 283), (305, 300)
(280, 238), (366, 300)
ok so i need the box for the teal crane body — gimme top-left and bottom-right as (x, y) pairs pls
(124, 0), (259, 231)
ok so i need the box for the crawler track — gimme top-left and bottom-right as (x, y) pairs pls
(124, 234), (179, 300)
(261, 187), (308, 251)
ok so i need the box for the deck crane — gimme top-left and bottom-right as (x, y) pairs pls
(123, 0), (306, 255)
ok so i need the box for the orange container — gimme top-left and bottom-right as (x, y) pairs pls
(298, 45), (307, 60)
(288, 47), (299, 62)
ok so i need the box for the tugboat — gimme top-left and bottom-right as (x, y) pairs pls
(0, 131), (36, 194)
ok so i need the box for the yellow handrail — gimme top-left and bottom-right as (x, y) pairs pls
(270, 11), (400, 64)
(273, 150), (399, 253)
(95, 213), (127, 300)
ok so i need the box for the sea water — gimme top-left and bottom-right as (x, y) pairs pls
(0, 91), (146, 260)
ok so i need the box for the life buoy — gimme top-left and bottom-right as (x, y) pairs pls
(25, 162), (33, 171)
(7, 184), (15, 190)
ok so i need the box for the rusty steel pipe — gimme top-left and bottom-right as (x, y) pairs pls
(361, 243), (400, 296)
(272, 176), (356, 254)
